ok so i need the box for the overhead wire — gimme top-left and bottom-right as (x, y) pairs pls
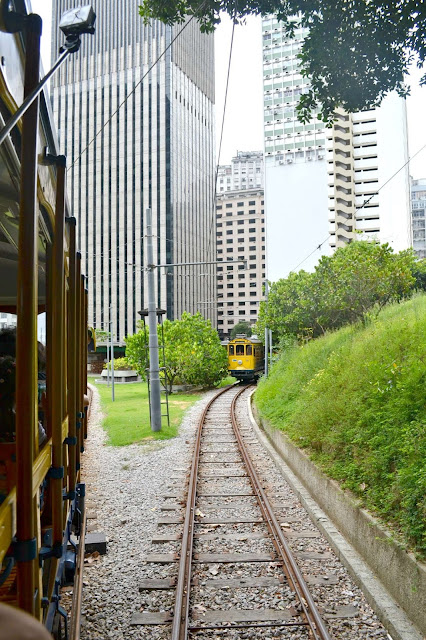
(203, 20), (236, 312)
(286, 140), (426, 274)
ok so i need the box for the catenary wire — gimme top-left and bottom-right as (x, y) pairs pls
(203, 19), (236, 306)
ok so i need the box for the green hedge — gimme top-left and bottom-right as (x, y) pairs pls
(255, 295), (426, 557)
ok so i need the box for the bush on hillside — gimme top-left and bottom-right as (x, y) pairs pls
(255, 296), (426, 557)
(256, 241), (416, 343)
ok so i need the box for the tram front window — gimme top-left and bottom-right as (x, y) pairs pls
(236, 345), (245, 355)
(229, 345), (234, 355)
(246, 345), (252, 355)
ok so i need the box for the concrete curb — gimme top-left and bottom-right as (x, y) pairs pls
(247, 392), (424, 640)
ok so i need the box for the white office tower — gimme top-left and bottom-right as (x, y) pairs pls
(262, 16), (411, 283)
(327, 97), (411, 250)
(411, 179), (426, 258)
(217, 151), (264, 193)
(51, 2), (216, 339)
(262, 17), (330, 281)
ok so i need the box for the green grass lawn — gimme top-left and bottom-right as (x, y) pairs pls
(89, 378), (202, 446)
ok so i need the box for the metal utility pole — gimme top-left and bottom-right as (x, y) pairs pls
(109, 305), (115, 401)
(106, 339), (110, 387)
(264, 279), (269, 376)
(146, 208), (162, 432)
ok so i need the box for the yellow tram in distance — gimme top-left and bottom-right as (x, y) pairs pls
(227, 335), (264, 382)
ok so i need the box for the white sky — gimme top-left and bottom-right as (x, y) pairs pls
(32, 2), (426, 178)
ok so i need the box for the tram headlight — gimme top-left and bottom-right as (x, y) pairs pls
(238, 360), (243, 365)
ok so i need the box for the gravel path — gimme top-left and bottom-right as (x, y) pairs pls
(79, 384), (207, 639)
(79, 385), (390, 640)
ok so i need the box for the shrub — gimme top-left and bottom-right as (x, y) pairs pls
(103, 357), (133, 371)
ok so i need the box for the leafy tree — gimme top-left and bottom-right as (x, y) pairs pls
(139, 0), (426, 123)
(230, 321), (252, 339)
(125, 312), (228, 392)
(412, 258), (426, 291)
(256, 241), (416, 343)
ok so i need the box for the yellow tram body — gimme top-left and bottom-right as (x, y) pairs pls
(0, 8), (89, 637)
(227, 335), (264, 382)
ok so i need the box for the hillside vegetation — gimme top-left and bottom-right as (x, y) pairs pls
(255, 295), (426, 557)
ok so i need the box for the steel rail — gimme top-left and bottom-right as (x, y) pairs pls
(230, 388), (332, 640)
(171, 384), (240, 640)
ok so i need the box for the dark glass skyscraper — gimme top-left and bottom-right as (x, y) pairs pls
(51, 1), (216, 339)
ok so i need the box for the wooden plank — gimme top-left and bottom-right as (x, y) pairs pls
(199, 460), (241, 464)
(151, 534), (181, 544)
(202, 577), (284, 589)
(305, 574), (338, 586)
(139, 578), (175, 591)
(196, 502), (257, 511)
(192, 608), (295, 623)
(196, 517), (263, 524)
(159, 504), (181, 511)
(201, 472), (247, 478)
(157, 517), (183, 525)
(194, 552), (274, 563)
(194, 532), (268, 541)
(144, 553), (178, 563)
(130, 612), (172, 625)
(200, 492), (254, 498)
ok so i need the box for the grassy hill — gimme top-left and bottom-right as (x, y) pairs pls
(254, 295), (426, 558)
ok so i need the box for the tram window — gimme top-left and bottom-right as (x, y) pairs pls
(247, 346), (252, 355)
(229, 345), (234, 355)
(236, 345), (245, 355)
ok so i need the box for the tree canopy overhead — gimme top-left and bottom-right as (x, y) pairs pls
(139, 0), (426, 122)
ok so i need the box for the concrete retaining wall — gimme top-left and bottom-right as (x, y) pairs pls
(252, 404), (426, 636)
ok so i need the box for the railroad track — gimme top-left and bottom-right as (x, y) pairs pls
(133, 384), (336, 638)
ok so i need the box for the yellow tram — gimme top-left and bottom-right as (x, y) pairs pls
(227, 335), (264, 382)
(0, 4), (90, 637)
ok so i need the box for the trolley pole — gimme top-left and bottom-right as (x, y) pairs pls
(264, 279), (269, 377)
(146, 209), (162, 432)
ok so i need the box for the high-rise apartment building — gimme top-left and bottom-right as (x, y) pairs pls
(51, 2), (215, 340)
(262, 17), (330, 281)
(262, 16), (411, 282)
(327, 102), (411, 251)
(411, 179), (426, 258)
(217, 151), (264, 193)
(216, 188), (265, 338)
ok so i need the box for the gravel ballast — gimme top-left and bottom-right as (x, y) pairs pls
(79, 385), (391, 640)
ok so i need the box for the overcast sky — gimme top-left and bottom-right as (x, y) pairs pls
(32, 2), (426, 178)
